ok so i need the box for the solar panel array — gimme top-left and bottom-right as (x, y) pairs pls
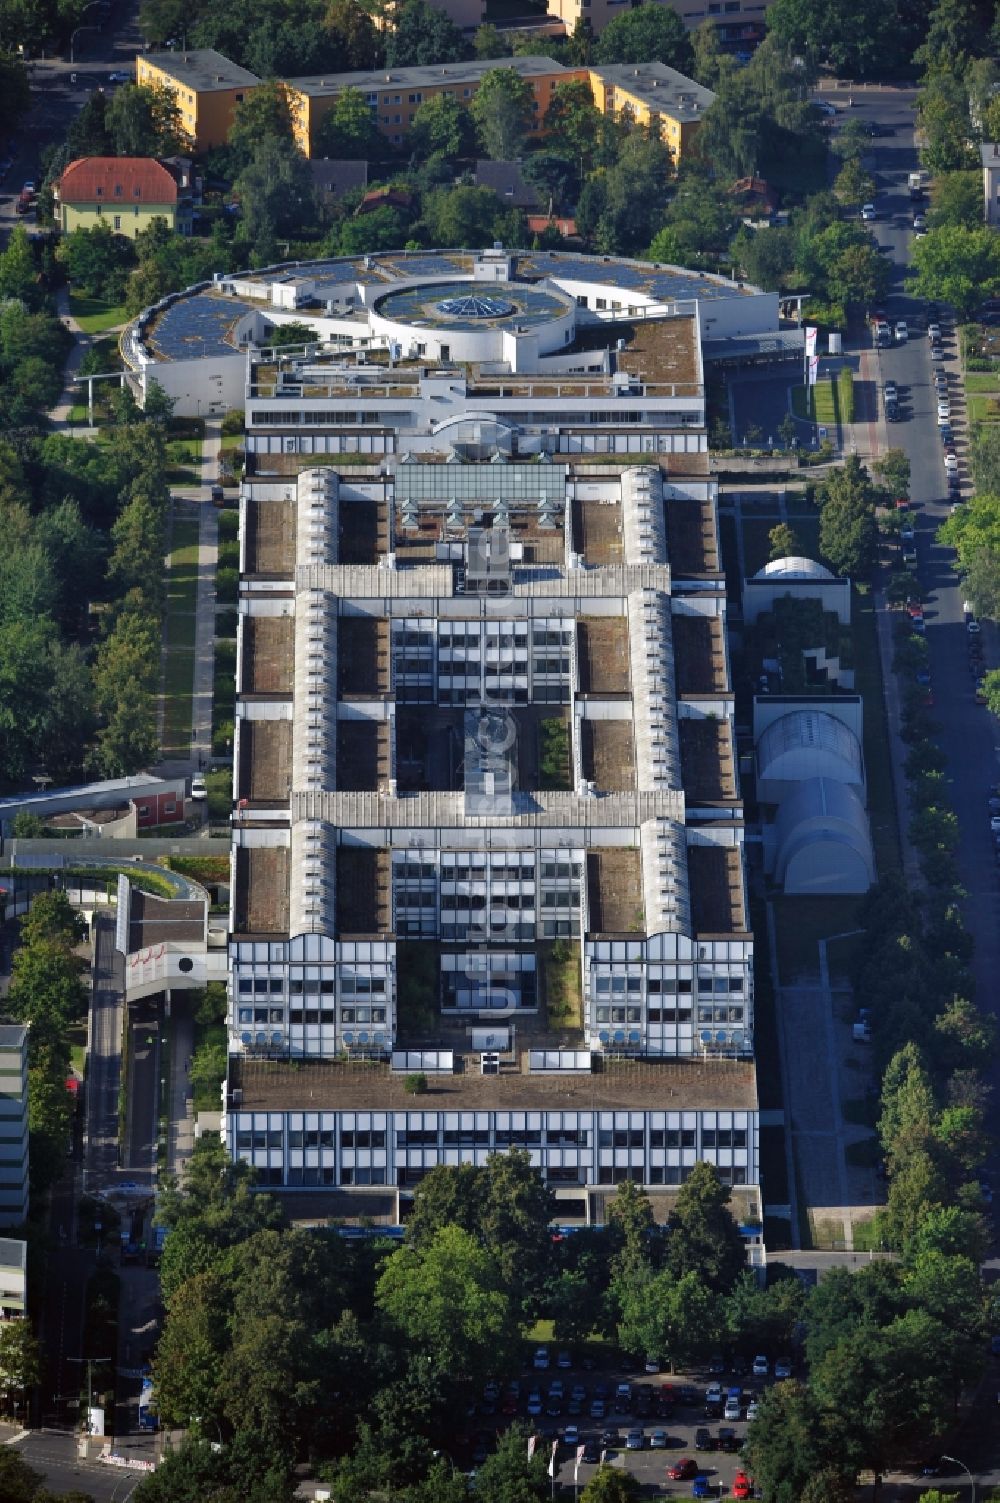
(517, 251), (741, 303)
(150, 293), (254, 361)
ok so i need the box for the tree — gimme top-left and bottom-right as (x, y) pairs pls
(470, 68), (535, 161)
(614, 1263), (724, 1367)
(595, 3), (694, 71)
(768, 522), (801, 560)
(409, 92), (477, 163)
(386, 0), (466, 66)
(20, 891), (85, 951)
(375, 1224), (520, 1385)
(873, 447), (911, 500)
(0, 1321), (41, 1409)
(929, 170), (984, 230)
(666, 1161), (747, 1292)
(0, 53), (29, 138)
(56, 224), (136, 302)
(324, 0), (381, 70)
(332, 205), (411, 256)
(228, 82), (295, 169)
(545, 80), (616, 173)
(233, 140), (316, 246)
(908, 224), (1000, 318)
(730, 225), (796, 292)
(420, 185), (512, 247)
(817, 456), (878, 577)
(315, 86), (383, 159)
(590, 134), (673, 255)
(764, 0), (918, 77)
(473, 22), (512, 58)
(691, 21), (735, 89)
(833, 158), (876, 209)
(473, 1423), (550, 1503)
(743, 1381), (850, 1503)
(106, 83), (182, 157)
(580, 1468), (641, 1502)
(606, 1178), (655, 1267)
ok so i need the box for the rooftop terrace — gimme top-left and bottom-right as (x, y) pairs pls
(229, 1051), (758, 1111)
(241, 615), (294, 696)
(234, 846), (289, 937)
(688, 844), (747, 936)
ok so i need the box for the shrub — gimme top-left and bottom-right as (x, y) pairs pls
(216, 567), (239, 604)
(404, 1073), (428, 1095)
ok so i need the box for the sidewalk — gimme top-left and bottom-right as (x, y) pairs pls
(191, 498), (219, 771)
(48, 286), (125, 431)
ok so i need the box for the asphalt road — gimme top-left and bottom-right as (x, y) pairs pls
(853, 90), (1000, 1104)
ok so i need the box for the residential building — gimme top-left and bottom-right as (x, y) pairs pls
(545, 0), (765, 45)
(372, 0), (486, 32)
(309, 159), (369, 217)
(0, 1239), (26, 1320)
(55, 157), (180, 239)
(475, 160), (544, 212)
(587, 64), (715, 163)
(283, 57), (584, 156)
(135, 49), (261, 152)
(0, 1029), (28, 1227)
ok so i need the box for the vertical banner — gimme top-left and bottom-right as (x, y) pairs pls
(804, 325), (818, 360)
(808, 354), (820, 387)
(548, 1440), (559, 1477)
(528, 1435), (537, 1460)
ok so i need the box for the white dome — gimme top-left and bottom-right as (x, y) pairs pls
(755, 556), (835, 581)
(773, 777), (874, 894)
(757, 710), (863, 788)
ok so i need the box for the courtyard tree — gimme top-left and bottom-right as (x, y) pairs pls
(817, 455), (878, 577)
(470, 68), (535, 160)
(768, 522), (801, 560)
(666, 1160), (747, 1291)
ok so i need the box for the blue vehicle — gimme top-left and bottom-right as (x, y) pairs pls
(692, 1474), (712, 1498)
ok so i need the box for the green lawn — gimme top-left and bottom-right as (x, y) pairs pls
(791, 380), (838, 426)
(68, 291), (128, 334)
(165, 434), (204, 486)
(853, 585), (902, 878)
(968, 393), (1000, 423)
(220, 432), (244, 454)
(161, 513), (201, 756)
(964, 372), (1000, 393)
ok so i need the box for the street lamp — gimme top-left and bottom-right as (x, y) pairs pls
(942, 1454), (975, 1503)
(70, 1), (105, 62)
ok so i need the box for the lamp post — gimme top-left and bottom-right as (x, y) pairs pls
(69, 3), (105, 62)
(942, 1454), (975, 1503)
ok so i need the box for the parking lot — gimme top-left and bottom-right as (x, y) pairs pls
(466, 1352), (791, 1496)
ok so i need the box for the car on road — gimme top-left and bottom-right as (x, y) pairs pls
(911, 615), (926, 634)
(707, 1354), (726, 1376)
(901, 522), (915, 541)
(895, 320), (908, 342)
(989, 815), (1000, 833)
(968, 617), (981, 633)
(861, 202), (876, 220)
(669, 1458), (699, 1480)
(913, 213), (926, 230)
(190, 774), (207, 800)
(108, 69), (131, 82)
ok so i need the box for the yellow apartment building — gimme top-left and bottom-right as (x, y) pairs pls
(136, 48), (261, 152)
(284, 57), (587, 156)
(547, 0), (766, 39)
(588, 63), (714, 162)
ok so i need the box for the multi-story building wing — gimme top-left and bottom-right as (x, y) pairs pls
(0, 1029), (28, 1227)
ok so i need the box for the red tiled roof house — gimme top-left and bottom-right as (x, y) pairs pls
(56, 157), (180, 239)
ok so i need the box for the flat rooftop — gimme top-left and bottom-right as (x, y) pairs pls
(572, 497), (623, 566)
(238, 720), (292, 804)
(241, 615), (294, 696)
(143, 48), (261, 90)
(577, 617), (630, 695)
(229, 1052), (757, 1112)
(679, 719), (737, 803)
(246, 499), (295, 576)
(587, 848), (643, 936)
(663, 493), (719, 574)
(581, 719), (635, 792)
(614, 314), (699, 393)
(128, 891), (204, 950)
(233, 846), (289, 937)
(286, 56), (573, 97)
(688, 844), (747, 936)
(672, 614), (729, 696)
(592, 62), (716, 124)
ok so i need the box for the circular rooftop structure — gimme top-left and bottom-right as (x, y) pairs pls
(373, 279), (572, 332)
(755, 556), (835, 581)
(436, 293), (515, 319)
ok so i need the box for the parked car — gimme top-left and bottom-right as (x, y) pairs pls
(945, 452), (959, 471)
(108, 69), (131, 82)
(626, 1428), (644, 1450)
(549, 1380), (564, 1400)
(734, 1472), (753, 1499)
(746, 1398), (760, 1422)
(895, 319), (908, 342)
(190, 774), (207, 800)
(590, 1398), (606, 1420)
(527, 1391), (543, 1416)
(718, 1428), (739, 1453)
(563, 1425), (580, 1448)
(694, 1427), (714, 1451)
(650, 1429), (668, 1449)
(668, 1458), (699, 1480)
(533, 1347), (550, 1370)
(724, 1395), (742, 1421)
(912, 214), (926, 230)
(692, 1474), (712, 1499)
(774, 1359), (793, 1380)
(968, 617), (982, 633)
(931, 344), (945, 361)
(556, 1351), (572, 1369)
(582, 1440), (601, 1464)
(861, 202), (876, 220)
